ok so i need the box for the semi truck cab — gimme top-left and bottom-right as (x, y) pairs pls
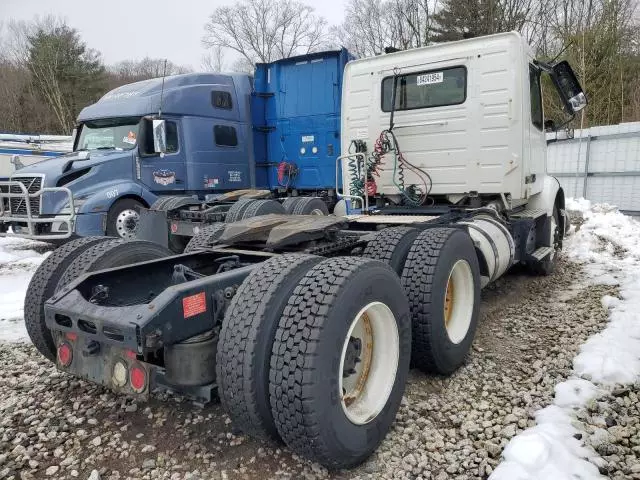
(0, 49), (351, 241)
(26, 32), (586, 471)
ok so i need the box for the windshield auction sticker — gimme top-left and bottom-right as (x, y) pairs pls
(416, 72), (443, 86)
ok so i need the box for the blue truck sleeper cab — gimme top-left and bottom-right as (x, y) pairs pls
(0, 49), (351, 241)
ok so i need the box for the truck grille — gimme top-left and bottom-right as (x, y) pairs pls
(9, 176), (42, 215)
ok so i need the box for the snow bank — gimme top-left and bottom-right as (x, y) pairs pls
(491, 199), (640, 480)
(0, 237), (49, 342)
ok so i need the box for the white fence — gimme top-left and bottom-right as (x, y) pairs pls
(547, 122), (640, 214)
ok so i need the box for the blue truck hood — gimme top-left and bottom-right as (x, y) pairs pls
(12, 150), (129, 185)
(10, 150), (136, 216)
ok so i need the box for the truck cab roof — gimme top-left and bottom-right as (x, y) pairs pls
(78, 72), (253, 122)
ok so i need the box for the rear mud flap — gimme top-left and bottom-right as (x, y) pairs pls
(137, 208), (169, 248)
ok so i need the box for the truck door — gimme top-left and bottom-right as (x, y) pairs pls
(139, 119), (187, 192)
(525, 62), (546, 196)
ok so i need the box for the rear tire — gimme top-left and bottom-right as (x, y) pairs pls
(149, 196), (199, 253)
(401, 228), (480, 374)
(241, 199), (286, 219)
(184, 223), (227, 253)
(216, 254), (323, 440)
(24, 237), (112, 361)
(225, 199), (255, 223)
(269, 257), (411, 469)
(150, 197), (172, 211)
(363, 226), (419, 275)
(106, 198), (145, 240)
(282, 197), (300, 214)
(57, 239), (171, 290)
(291, 197), (329, 215)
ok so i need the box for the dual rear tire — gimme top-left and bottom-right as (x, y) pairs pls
(220, 227), (482, 468)
(217, 255), (411, 469)
(363, 226), (481, 374)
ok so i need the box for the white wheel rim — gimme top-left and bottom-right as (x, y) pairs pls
(115, 209), (139, 239)
(443, 260), (475, 344)
(338, 301), (399, 425)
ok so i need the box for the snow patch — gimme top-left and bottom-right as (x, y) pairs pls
(553, 378), (599, 409)
(0, 237), (50, 343)
(491, 406), (603, 480)
(491, 199), (640, 479)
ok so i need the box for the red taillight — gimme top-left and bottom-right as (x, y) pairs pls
(130, 364), (147, 393)
(57, 342), (73, 367)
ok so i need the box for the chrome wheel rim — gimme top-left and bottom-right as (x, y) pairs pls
(115, 209), (139, 239)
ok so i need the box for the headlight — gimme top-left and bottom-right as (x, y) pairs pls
(60, 197), (88, 214)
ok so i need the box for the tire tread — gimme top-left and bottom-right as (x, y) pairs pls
(24, 236), (110, 360)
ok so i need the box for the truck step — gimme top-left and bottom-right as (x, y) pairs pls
(530, 246), (553, 261)
(510, 208), (547, 220)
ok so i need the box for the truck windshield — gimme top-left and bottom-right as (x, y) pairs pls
(76, 118), (141, 151)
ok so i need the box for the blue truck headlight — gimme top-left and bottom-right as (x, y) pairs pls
(60, 197), (87, 214)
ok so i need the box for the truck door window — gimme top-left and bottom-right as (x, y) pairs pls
(214, 125), (238, 147)
(381, 66), (466, 112)
(212, 91), (233, 110)
(529, 64), (543, 130)
(165, 121), (179, 153)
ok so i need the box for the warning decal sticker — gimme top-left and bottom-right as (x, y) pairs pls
(182, 292), (207, 318)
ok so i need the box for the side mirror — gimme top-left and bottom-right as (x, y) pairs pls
(152, 119), (167, 154)
(551, 61), (587, 115)
(544, 119), (556, 132)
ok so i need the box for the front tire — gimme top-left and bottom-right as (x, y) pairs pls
(530, 207), (561, 276)
(269, 257), (411, 469)
(106, 198), (144, 239)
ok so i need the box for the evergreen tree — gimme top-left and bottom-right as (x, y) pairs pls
(27, 25), (105, 133)
(430, 0), (514, 42)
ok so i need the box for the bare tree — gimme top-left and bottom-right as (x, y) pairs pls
(334, 0), (438, 57)
(202, 0), (328, 66)
(202, 46), (226, 71)
(110, 58), (190, 84)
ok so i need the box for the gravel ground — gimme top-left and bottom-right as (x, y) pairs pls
(0, 255), (629, 480)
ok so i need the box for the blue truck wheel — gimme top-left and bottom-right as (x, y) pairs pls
(106, 198), (144, 239)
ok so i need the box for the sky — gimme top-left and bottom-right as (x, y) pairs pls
(2, 0), (348, 70)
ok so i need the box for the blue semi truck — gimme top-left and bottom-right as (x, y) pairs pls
(0, 49), (351, 246)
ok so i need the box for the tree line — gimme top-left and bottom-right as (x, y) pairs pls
(2, 0), (639, 135)
(0, 17), (190, 135)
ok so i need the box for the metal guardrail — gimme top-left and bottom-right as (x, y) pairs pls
(0, 181), (76, 239)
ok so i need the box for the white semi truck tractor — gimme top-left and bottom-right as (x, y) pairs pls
(24, 32), (586, 469)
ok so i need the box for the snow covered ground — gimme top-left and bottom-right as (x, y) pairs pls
(0, 237), (50, 342)
(491, 200), (640, 480)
